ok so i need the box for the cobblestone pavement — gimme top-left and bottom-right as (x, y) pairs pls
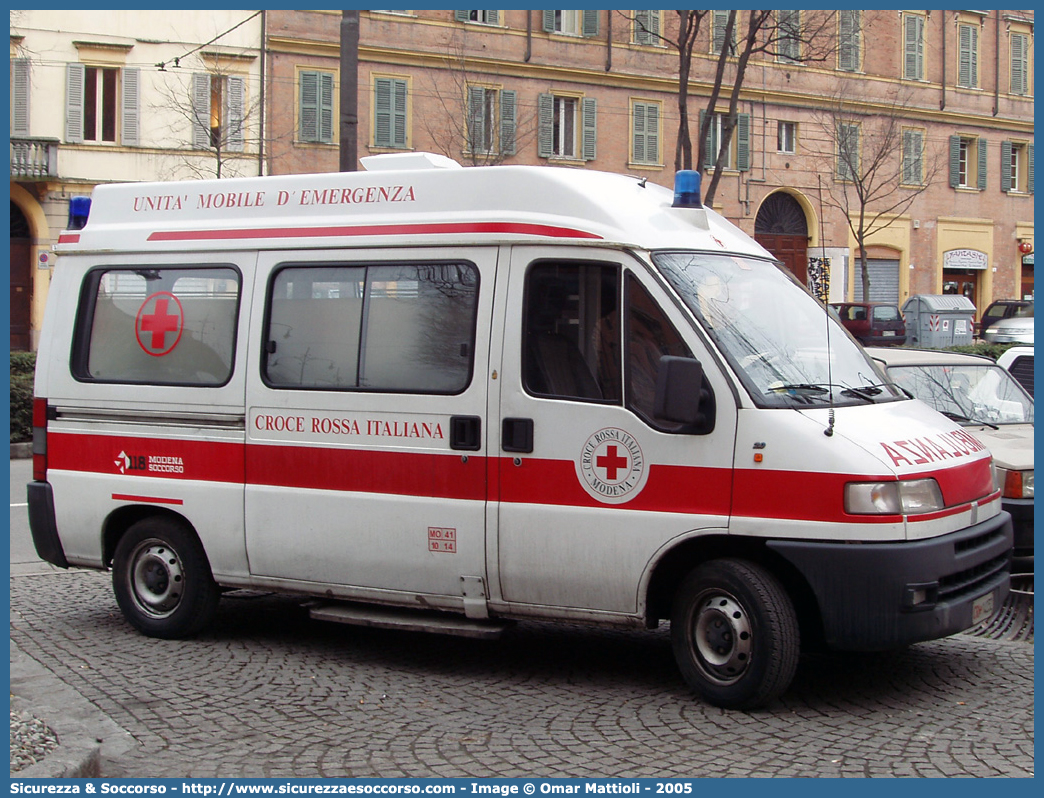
(9, 570), (1034, 778)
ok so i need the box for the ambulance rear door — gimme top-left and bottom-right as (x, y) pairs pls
(244, 246), (496, 607)
(491, 246), (738, 615)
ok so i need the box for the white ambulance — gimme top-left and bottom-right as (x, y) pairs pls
(29, 153), (1012, 709)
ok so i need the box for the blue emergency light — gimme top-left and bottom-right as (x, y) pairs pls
(672, 170), (702, 209)
(68, 196), (91, 230)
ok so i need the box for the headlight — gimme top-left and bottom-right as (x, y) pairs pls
(998, 468), (1034, 499)
(845, 478), (944, 515)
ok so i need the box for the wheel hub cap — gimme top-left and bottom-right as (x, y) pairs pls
(693, 593), (753, 684)
(130, 542), (184, 618)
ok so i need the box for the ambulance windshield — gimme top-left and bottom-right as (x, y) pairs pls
(654, 252), (905, 408)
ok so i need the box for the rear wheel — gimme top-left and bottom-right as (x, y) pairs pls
(671, 558), (799, 710)
(112, 517), (219, 639)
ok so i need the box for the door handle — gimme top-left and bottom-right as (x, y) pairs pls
(501, 417), (534, 453)
(450, 415), (481, 451)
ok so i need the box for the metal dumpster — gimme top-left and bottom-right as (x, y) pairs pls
(901, 294), (976, 348)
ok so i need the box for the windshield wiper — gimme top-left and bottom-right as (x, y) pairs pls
(941, 410), (999, 430)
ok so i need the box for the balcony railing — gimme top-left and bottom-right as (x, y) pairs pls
(10, 137), (59, 180)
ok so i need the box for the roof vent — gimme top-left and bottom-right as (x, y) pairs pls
(360, 152), (462, 171)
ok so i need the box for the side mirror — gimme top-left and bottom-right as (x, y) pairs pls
(654, 356), (715, 434)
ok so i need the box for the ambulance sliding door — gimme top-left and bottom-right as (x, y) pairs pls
(492, 247), (737, 615)
(244, 247), (496, 606)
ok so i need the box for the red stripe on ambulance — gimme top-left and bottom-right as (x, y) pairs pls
(147, 221), (603, 243)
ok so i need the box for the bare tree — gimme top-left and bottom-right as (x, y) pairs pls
(624, 10), (838, 204)
(418, 28), (536, 166)
(153, 60), (263, 179)
(811, 84), (941, 300)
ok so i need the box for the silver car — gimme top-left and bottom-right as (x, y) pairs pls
(983, 310), (1034, 345)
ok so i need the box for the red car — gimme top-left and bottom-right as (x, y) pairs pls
(830, 302), (907, 346)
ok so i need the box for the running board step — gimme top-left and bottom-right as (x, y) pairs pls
(307, 602), (513, 640)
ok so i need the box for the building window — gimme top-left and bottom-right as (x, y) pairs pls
(901, 128), (924, 186)
(1010, 32), (1030, 96)
(633, 9), (660, 45)
(711, 10), (735, 56)
(543, 10), (598, 37)
(374, 76), (408, 149)
(631, 100), (660, 165)
(777, 121), (796, 154)
(958, 22), (979, 88)
(192, 73), (245, 152)
(538, 93), (596, 161)
(455, 10), (499, 25)
(701, 111), (751, 171)
(949, 135), (987, 190)
(903, 13), (925, 80)
(65, 63), (139, 145)
(299, 70), (334, 144)
(11, 58), (30, 136)
(467, 86), (516, 156)
(836, 122), (859, 182)
(838, 10), (861, 72)
(777, 10), (801, 63)
(1002, 141), (1034, 194)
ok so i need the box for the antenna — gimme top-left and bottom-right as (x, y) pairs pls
(818, 174), (835, 437)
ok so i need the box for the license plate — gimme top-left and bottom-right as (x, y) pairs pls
(883, 330), (896, 336)
(972, 591), (995, 624)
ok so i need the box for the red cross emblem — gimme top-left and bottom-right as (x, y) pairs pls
(135, 292), (184, 356)
(596, 445), (629, 482)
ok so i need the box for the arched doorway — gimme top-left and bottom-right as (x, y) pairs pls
(755, 192), (809, 284)
(10, 201), (33, 351)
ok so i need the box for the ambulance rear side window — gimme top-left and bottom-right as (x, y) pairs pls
(73, 266), (240, 386)
(264, 261), (478, 394)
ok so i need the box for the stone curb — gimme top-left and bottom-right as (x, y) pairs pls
(12, 442), (31, 460)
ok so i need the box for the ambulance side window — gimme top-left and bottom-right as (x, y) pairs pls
(523, 262), (621, 403)
(72, 266), (240, 386)
(264, 262), (478, 394)
(625, 275), (698, 431)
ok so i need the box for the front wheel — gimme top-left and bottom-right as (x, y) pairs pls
(671, 558), (799, 710)
(112, 517), (219, 639)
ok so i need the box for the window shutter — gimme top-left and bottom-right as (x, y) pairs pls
(582, 10), (599, 38)
(11, 59), (30, 136)
(500, 89), (516, 156)
(581, 96), (597, 161)
(1001, 140), (1013, 193)
(65, 63), (85, 143)
(120, 67), (140, 146)
(712, 11), (729, 54)
(454, 11), (468, 23)
(632, 103), (646, 163)
(484, 11), (499, 26)
(646, 103), (659, 164)
(192, 73), (211, 149)
(977, 139), (988, 189)
(226, 76), (245, 152)
(542, 10), (555, 33)
(736, 113), (750, 171)
(467, 86), (485, 151)
(904, 15), (923, 80)
(699, 109), (711, 168)
(635, 9), (658, 44)
(902, 129), (922, 184)
(1028, 144), (1034, 194)
(392, 79), (407, 148)
(537, 93), (553, 158)
(319, 72), (334, 144)
(949, 135), (960, 187)
(839, 11), (859, 71)
(300, 71), (319, 142)
(1011, 33), (1028, 95)
(959, 24), (978, 88)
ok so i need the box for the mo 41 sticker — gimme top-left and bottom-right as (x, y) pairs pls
(577, 428), (648, 505)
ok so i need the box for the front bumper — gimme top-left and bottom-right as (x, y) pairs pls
(769, 512), (1013, 651)
(1003, 497), (1033, 556)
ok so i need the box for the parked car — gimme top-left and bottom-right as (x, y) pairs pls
(979, 299), (1032, 337)
(830, 302), (906, 345)
(998, 346), (1034, 397)
(983, 314), (1034, 345)
(868, 347), (1034, 557)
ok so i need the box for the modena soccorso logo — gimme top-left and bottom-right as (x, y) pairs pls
(115, 451), (185, 476)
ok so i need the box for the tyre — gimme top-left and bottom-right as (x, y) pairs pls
(112, 517), (220, 639)
(671, 558), (799, 710)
